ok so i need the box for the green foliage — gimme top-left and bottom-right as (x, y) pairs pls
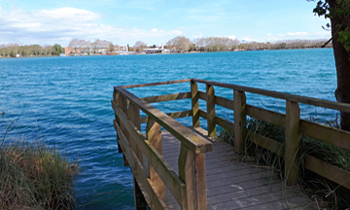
(310, 0), (350, 51)
(53, 44), (63, 55)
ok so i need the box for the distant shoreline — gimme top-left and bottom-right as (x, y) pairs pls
(0, 47), (332, 59)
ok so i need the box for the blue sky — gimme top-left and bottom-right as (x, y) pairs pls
(0, 0), (331, 46)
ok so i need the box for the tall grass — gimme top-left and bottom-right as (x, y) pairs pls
(0, 123), (78, 210)
(218, 117), (350, 209)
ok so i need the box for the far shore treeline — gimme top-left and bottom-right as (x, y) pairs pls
(0, 35), (332, 58)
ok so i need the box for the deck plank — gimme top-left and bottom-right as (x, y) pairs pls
(141, 127), (316, 209)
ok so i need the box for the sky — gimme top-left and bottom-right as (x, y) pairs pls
(0, 0), (331, 47)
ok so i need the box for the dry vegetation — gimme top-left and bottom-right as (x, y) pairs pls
(0, 123), (78, 210)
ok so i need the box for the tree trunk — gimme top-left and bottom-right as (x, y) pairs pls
(328, 0), (350, 131)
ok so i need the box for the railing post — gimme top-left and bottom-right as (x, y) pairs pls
(126, 101), (147, 210)
(178, 144), (207, 210)
(234, 90), (247, 154)
(146, 118), (165, 202)
(127, 102), (143, 165)
(191, 80), (200, 127)
(206, 84), (216, 137)
(285, 100), (300, 185)
(117, 92), (129, 166)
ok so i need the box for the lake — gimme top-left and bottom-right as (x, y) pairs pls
(0, 49), (337, 209)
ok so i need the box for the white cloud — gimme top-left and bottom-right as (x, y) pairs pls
(227, 35), (237, 40)
(0, 7), (183, 46)
(264, 31), (331, 42)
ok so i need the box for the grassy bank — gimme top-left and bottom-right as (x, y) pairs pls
(0, 123), (78, 210)
(218, 117), (350, 209)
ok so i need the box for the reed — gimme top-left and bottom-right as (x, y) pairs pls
(0, 123), (78, 210)
(218, 117), (350, 209)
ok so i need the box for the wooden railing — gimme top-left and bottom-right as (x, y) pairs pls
(112, 79), (213, 210)
(112, 78), (350, 209)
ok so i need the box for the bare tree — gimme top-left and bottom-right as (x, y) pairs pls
(133, 41), (147, 52)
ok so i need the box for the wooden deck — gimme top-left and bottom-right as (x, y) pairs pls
(160, 127), (316, 210)
(113, 79), (350, 210)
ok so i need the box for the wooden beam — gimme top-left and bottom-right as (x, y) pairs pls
(128, 102), (143, 165)
(191, 80), (200, 127)
(141, 92), (191, 103)
(234, 90), (247, 154)
(300, 120), (350, 151)
(178, 144), (207, 210)
(247, 132), (284, 156)
(114, 120), (168, 209)
(112, 105), (186, 206)
(193, 78), (350, 113)
(114, 87), (213, 154)
(285, 100), (300, 185)
(120, 79), (191, 89)
(146, 118), (165, 201)
(215, 95), (234, 110)
(139, 110), (192, 124)
(198, 91), (207, 101)
(215, 116), (234, 133)
(247, 105), (285, 127)
(305, 155), (350, 190)
(206, 84), (216, 137)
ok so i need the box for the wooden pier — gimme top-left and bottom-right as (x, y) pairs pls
(111, 79), (350, 210)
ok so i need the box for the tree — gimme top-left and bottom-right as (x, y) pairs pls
(109, 43), (115, 52)
(133, 41), (147, 52)
(166, 36), (192, 52)
(310, 0), (350, 130)
(53, 44), (63, 55)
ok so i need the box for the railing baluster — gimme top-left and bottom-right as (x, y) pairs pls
(206, 84), (216, 137)
(285, 100), (300, 185)
(127, 102), (143, 165)
(178, 144), (207, 210)
(117, 92), (129, 166)
(234, 90), (247, 154)
(146, 118), (165, 202)
(191, 80), (200, 127)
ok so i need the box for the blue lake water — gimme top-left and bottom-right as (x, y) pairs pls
(0, 49), (337, 209)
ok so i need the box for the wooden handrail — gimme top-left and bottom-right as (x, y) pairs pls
(121, 79), (191, 89)
(193, 78), (350, 113)
(114, 86), (213, 154)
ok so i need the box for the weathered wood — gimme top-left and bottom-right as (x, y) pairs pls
(141, 92), (191, 103)
(234, 90), (247, 154)
(199, 109), (207, 119)
(115, 87), (213, 154)
(206, 84), (216, 137)
(300, 119), (350, 151)
(178, 144), (207, 210)
(305, 155), (350, 190)
(147, 118), (165, 201)
(113, 91), (123, 154)
(133, 177), (148, 210)
(121, 79), (191, 89)
(191, 80), (200, 128)
(247, 132), (284, 156)
(215, 95), (234, 110)
(114, 121), (168, 209)
(140, 110), (192, 124)
(198, 91), (207, 101)
(112, 105), (186, 206)
(215, 116), (234, 133)
(117, 93), (129, 166)
(285, 100), (300, 185)
(247, 105), (285, 127)
(128, 102), (143, 165)
(192, 78), (350, 113)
